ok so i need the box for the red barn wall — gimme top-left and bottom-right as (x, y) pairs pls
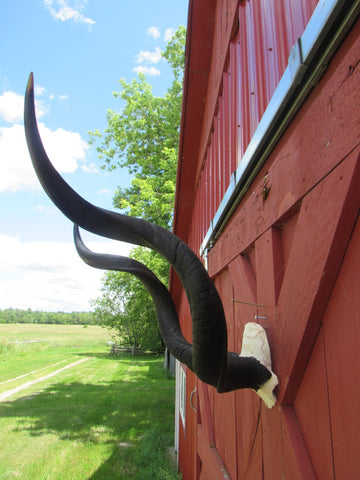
(172, 1), (360, 478)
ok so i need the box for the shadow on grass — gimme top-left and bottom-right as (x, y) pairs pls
(73, 351), (164, 362)
(88, 428), (179, 480)
(0, 356), (179, 479)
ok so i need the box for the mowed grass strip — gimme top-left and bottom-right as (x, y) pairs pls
(0, 324), (114, 383)
(0, 325), (179, 480)
(0, 358), (92, 401)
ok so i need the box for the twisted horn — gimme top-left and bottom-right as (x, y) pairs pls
(74, 225), (193, 367)
(25, 73), (272, 393)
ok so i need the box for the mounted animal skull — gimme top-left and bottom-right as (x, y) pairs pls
(24, 73), (278, 407)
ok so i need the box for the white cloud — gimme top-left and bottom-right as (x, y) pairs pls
(98, 188), (112, 195)
(147, 26), (160, 39)
(164, 28), (175, 42)
(0, 90), (47, 124)
(35, 204), (58, 215)
(33, 99), (48, 119)
(35, 85), (47, 96)
(136, 46), (162, 64)
(44, 0), (95, 26)
(48, 92), (69, 103)
(133, 66), (161, 77)
(0, 122), (88, 193)
(0, 234), (133, 312)
(81, 162), (98, 174)
(0, 124), (42, 192)
(0, 91), (25, 123)
(38, 123), (88, 172)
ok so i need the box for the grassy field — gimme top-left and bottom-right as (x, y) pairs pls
(0, 324), (115, 387)
(0, 324), (179, 480)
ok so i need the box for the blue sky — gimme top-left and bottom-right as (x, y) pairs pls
(0, 0), (188, 312)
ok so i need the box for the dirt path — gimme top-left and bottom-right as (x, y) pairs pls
(0, 360), (67, 386)
(0, 357), (90, 402)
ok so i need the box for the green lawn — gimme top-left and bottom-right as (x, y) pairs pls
(0, 324), (179, 480)
(0, 324), (114, 385)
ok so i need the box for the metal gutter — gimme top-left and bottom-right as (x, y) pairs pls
(200, 0), (360, 260)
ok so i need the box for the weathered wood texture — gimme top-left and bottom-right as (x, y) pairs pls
(174, 1), (360, 478)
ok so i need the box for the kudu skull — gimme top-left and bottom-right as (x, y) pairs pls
(24, 73), (278, 407)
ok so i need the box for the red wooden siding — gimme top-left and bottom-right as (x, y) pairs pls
(173, 1), (360, 479)
(188, 0), (318, 254)
(175, 14), (360, 480)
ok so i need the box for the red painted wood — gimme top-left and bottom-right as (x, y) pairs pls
(323, 216), (360, 479)
(212, 272), (237, 479)
(252, 229), (284, 479)
(235, 390), (263, 480)
(294, 329), (334, 479)
(196, 372), (236, 479)
(228, 253), (258, 354)
(277, 151), (360, 404)
(213, 391), (237, 479)
(255, 227), (283, 319)
(262, 407), (283, 480)
(224, 256), (265, 479)
(197, 426), (231, 479)
(282, 407), (316, 479)
(197, 381), (215, 446)
(179, 288), (192, 343)
(174, 3), (360, 479)
(278, 210), (299, 272)
(215, 270), (236, 352)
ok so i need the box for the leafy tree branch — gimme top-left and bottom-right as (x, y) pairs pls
(89, 26), (186, 351)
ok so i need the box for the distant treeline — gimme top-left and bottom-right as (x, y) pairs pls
(0, 308), (95, 325)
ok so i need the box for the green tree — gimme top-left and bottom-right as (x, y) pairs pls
(0, 309), (95, 325)
(92, 251), (165, 352)
(90, 26), (186, 351)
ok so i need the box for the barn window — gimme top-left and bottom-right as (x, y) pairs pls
(179, 366), (186, 427)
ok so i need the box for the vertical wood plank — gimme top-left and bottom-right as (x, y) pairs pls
(228, 254), (264, 478)
(236, 390), (263, 480)
(229, 253), (257, 353)
(262, 407), (284, 480)
(277, 152), (360, 404)
(213, 391), (237, 479)
(197, 426), (231, 480)
(323, 217), (360, 479)
(255, 227), (283, 318)
(294, 329), (334, 479)
(282, 407), (316, 480)
(212, 270), (237, 478)
(254, 228), (284, 479)
(197, 381), (215, 446)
